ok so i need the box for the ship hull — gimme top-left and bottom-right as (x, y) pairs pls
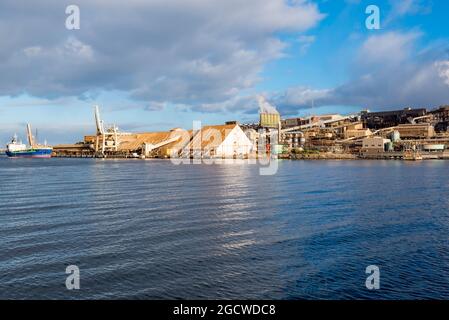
(6, 148), (52, 158)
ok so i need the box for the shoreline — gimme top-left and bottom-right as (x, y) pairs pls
(3, 153), (449, 161)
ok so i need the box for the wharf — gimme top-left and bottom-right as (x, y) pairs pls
(360, 151), (449, 160)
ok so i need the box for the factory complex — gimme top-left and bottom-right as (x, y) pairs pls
(52, 99), (449, 161)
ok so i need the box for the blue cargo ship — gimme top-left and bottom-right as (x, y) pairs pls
(5, 124), (53, 158)
(6, 147), (53, 158)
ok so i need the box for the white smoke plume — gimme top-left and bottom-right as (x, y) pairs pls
(257, 95), (279, 114)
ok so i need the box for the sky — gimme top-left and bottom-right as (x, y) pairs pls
(1, 0), (449, 144)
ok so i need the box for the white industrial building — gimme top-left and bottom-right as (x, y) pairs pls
(187, 123), (254, 158)
(361, 136), (391, 154)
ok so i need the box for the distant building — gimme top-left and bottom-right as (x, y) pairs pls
(395, 124), (435, 139)
(244, 128), (259, 150)
(260, 113), (281, 128)
(119, 131), (174, 152)
(281, 117), (300, 128)
(430, 106), (449, 132)
(258, 96), (280, 128)
(84, 123), (254, 158)
(362, 108), (427, 129)
(347, 123), (364, 130)
(186, 124), (254, 158)
(311, 114), (343, 123)
(344, 128), (372, 139)
(281, 117), (309, 128)
(431, 105), (449, 118)
(281, 114), (344, 129)
(361, 136), (391, 154)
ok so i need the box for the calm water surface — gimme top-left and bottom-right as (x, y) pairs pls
(1, 157), (449, 299)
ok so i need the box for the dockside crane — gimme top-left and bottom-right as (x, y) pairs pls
(26, 123), (34, 147)
(94, 105), (119, 155)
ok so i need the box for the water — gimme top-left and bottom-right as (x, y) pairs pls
(1, 157), (449, 299)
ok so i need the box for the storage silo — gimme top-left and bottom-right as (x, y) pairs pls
(258, 96), (280, 128)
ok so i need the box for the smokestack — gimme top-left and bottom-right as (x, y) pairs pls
(257, 95), (279, 114)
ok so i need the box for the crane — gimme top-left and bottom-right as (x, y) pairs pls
(94, 105), (119, 155)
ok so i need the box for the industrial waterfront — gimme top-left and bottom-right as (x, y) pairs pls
(2, 0), (449, 307)
(1, 158), (449, 299)
(37, 101), (449, 161)
(4, 96), (449, 161)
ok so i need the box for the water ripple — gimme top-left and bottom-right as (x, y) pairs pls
(1, 158), (449, 299)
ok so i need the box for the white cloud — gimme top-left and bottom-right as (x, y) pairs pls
(196, 95), (259, 114)
(385, 0), (432, 25)
(389, 0), (431, 16)
(23, 46), (42, 57)
(297, 35), (316, 54)
(272, 31), (449, 113)
(271, 87), (332, 113)
(358, 31), (421, 67)
(436, 61), (449, 86)
(145, 101), (167, 112)
(0, 0), (324, 108)
(62, 37), (94, 61)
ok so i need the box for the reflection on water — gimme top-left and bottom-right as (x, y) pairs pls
(1, 158), (449, 299)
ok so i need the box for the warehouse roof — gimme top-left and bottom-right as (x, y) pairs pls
(118, 131), (181, 151)
(186, 124), (238, 150)
(85, 123), (240, 152)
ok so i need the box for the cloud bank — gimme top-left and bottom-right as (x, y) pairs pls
(272, 31), (449, 114)
(2, 1), (447, 117)
(0, 0), (323, 107)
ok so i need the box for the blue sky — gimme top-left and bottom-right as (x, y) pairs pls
(1, 0), (449, 144)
